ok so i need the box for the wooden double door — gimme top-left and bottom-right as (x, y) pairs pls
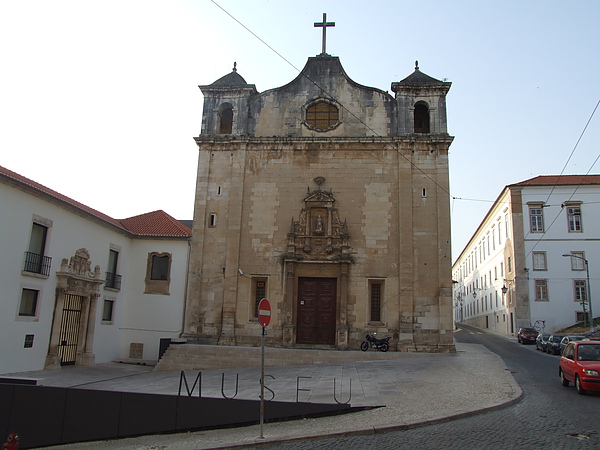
(297, 277), (336, 345)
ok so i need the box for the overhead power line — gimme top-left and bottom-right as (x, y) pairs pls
(209, 1), (453, 196)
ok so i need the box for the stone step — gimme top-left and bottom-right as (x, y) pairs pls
(154, 343), (430, 372)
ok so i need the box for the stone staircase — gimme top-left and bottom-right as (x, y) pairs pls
(154, 343), (428, 372)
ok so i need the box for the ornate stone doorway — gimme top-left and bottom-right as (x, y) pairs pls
(45, 249), (103, 369)
(281, 178), (354, 349)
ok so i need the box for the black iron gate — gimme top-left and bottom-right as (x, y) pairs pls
(58, 294), (83, 366)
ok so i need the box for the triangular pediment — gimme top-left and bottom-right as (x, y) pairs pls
(304, 189), (335, 204)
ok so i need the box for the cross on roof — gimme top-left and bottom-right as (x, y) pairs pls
(314, 13), (335, 55)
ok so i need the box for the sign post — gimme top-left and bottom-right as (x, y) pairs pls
(257, 298), (271, 439)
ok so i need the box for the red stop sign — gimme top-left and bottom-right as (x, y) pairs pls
(258, 298), (271, 327)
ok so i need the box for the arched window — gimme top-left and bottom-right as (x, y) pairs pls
(218, 104), (233, 134)
(305, 101), (339, 131)
(414, 102), (430, 133)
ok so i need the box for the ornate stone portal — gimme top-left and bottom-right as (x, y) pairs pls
(282, 178), (353, 348)
(285, 178), (352, 263)
(45, 249), (103, 369)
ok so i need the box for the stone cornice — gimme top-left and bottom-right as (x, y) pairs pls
(194, 135), (454, 146)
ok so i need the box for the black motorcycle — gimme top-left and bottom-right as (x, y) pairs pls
(360, 334), (390, 352)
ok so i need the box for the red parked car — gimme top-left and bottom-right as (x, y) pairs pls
(517, 327), (538, 344)
(559, 340), (600, 395)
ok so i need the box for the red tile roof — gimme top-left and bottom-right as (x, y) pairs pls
(511, 175), (600, 186)
(1, 165), (191, 238)
(120, 211), (192, 237)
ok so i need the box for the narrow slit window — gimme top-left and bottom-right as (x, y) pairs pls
(369, 280), (384, 323)
(253, 279), (267, 318)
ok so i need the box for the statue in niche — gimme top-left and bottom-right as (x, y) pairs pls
(315, 214), (324, 235)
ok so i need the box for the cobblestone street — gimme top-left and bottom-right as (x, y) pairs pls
(257, 325), (600, 449)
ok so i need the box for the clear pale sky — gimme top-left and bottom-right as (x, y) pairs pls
(1, 0), (598, 259)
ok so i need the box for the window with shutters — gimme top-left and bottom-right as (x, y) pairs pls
(567, 205), (582, 232)
(534, 279), (548, 301)
(532, 252), (547, 271)
(529, 205), (544, 232)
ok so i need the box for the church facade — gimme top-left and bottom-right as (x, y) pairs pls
(184, 49), (455, 352)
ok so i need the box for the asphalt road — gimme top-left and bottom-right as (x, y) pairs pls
(256, 324), (600, 449)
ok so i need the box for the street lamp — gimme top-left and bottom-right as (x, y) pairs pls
(501, 279), (511, 304)
(562, 254), (594, 333)
(455, 292), (464, 323)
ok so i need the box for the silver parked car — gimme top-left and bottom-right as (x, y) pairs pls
(560, 335), (586, 354)
(536, 333), (550, 352)
(546, 334), (566, 355)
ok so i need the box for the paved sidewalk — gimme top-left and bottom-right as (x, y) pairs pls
(7, 339), (521, 449)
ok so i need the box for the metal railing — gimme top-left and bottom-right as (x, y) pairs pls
(23, 251), (52, 276)
(105, 271), (122, 290)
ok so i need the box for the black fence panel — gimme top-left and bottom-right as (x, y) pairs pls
(0, 384), (359, 449)
(7, 385), (67, 448)
(119, 392), (178, 437)
(0, 386), (13, 443)
(62, 389), (122, 443)
(175, 396), (258, 430)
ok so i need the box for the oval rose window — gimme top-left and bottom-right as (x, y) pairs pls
(305, 101), (339, 131)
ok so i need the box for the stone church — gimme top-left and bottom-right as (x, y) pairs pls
(184, 23), (455, 352)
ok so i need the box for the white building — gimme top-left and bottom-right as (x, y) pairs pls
(0, 165), (191, 374)
(452, 175), (600, 336)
